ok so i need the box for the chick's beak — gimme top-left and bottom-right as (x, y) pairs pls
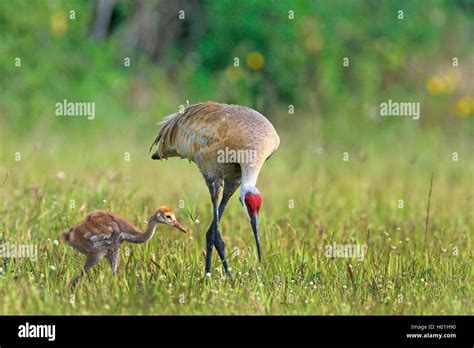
(172, 219), (186, 233)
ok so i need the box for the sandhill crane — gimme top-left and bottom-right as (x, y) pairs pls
(61, 206), (185, 288)
(150, 102), (280, 276)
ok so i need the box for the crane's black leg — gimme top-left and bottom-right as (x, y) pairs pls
(213, 178), (240, 276)
(204, 177), (222, 274)
(71, 252), (105, 289)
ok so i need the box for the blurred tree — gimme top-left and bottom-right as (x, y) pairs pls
(90, 0), (116, 40)
(90, 0), (202, 63)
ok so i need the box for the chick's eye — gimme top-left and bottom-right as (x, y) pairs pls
(165, 215), (172, 219)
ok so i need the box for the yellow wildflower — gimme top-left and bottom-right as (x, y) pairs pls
(50, 10), (68, 37)
(426, 76), (445, 95)
(225, 66), (243, 82)
(456, 96), (474, 118)
(246, 52), (265, 71)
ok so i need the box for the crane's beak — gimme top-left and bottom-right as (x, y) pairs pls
(250, 213), (262, 262)
(172, 219), (186, 233)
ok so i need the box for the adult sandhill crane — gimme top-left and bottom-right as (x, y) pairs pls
(61, 206), (185, 288)
(149, 102), (280, 275)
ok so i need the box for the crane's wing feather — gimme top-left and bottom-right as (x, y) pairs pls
(83, 210), (119, 240)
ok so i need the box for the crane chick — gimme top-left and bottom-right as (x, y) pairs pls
(61, 206), (186, 288)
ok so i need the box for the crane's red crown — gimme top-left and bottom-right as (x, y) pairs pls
(244, 192), (262, 215)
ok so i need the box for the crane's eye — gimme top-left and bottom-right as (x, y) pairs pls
(165, 214), (172, 220)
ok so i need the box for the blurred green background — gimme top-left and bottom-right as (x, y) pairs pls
(1, 0), (473, 135)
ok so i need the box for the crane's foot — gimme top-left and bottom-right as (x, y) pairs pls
(204, 250), (213, 275)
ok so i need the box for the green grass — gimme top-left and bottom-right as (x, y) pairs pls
(0, 113), (472, 315)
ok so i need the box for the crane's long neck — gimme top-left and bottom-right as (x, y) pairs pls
(240, 163), (262, 199)
(125, 217), (158, 244)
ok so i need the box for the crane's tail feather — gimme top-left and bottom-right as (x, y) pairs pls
(149, 104), (207, 160)
(149, 111), (182, 159)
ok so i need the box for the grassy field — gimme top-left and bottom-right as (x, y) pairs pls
(0, 109), (472, 315)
